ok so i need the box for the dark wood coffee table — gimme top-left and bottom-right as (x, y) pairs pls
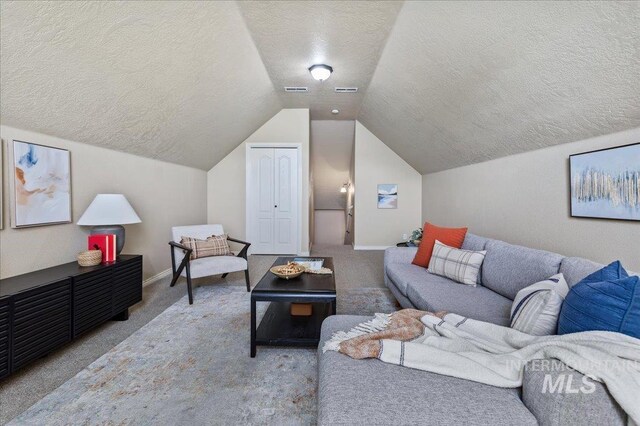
(250, 257), (336, 357)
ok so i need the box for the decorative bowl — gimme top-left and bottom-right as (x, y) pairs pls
(77, 250), (102, 266)
(270, 263), (306, 280)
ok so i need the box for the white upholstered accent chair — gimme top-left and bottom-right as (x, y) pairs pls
(169, 224), (251, 304)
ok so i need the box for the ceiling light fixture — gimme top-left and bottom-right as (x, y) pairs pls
(331, 109), (339, 114)
(309, 64), (333, 81)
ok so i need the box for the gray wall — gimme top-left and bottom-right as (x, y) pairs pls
(422, 127), (640, 272)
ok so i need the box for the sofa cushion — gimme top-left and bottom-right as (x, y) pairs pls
(482, 240), (564, 300)
(412, 223), (468, 267)
(510, 273), (569, 336)
(462, 233), (492, 284)
(318, 315), (537, 426)
(522, 359), (626, 425)
(557, 271), (640, 338)
(405, 273), (513, 325)
(386, 262), (431, 297)
(560, 257), (639, 288)
(560, 257), (606, 287)
(461, 233), (491, 251)
(386, 278), (415, 309)
(428, 240), (486, 286)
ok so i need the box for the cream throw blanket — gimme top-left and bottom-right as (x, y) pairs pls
(324, 312), (640, 424)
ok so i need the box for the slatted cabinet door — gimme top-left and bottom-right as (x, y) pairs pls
(73, 268), (114, 337)
(11, 280), (72, 371)
(112, 257), (142, 316)
(0, 298), (10, 379)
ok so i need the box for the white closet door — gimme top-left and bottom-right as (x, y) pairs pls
(273, 148), (298, 254)
(248, 148), (275, 254)
(247, 147), (299, 255)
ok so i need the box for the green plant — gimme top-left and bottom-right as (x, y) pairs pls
(410, 227), (423, 243)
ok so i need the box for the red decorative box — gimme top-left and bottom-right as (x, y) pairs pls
(88, 234), (117, 263)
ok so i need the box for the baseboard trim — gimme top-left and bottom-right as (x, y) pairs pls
(353, 245), (392, 250)
(143, 268), (172, 287)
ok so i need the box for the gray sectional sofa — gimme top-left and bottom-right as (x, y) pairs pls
(318, 233), (633, 425)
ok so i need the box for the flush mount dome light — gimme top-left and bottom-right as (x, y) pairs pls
(309, 64), (333, 81)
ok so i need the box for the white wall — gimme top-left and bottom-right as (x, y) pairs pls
(0, 125), (207, 279)
(345, 142), (356, 245)
(353, 121), (422, 248)
(310, 120), (355, 210)
(313, 210), (346, 246)
(422, 127), (640, 272)
(207, 109), (311, 254)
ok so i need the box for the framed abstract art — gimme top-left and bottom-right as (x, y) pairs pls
(11, 140), (72, 227)
(377, 184), (398, 209)
(569, 143), (639, 221)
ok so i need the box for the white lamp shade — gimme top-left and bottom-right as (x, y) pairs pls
(77, 194), (141, 225)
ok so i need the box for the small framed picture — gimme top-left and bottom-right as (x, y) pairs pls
(377, 184), (397, 209)
(11, 140), (72, 227)
(569, 142), (639, 221)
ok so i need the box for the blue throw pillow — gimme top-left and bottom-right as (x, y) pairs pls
(558, 262), (639, 339)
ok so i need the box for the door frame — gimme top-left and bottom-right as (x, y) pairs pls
(246, 143), (303, 255)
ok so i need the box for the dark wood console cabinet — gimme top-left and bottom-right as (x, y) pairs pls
(0, 255), (142, 380)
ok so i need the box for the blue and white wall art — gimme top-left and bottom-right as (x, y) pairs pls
(12, 140), (72, 227)
(570, 143), (639, 221)
(377, 184), (398, 209)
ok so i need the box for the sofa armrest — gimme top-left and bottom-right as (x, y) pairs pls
(521, 359), (626, 426)
(384, 247), (418, 269)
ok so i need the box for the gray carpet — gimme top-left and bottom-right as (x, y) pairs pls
(9, 288), (396, 425)
(0, 246), (388, 424)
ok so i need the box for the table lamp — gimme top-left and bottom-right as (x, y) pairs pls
(77, 194), (141, 254)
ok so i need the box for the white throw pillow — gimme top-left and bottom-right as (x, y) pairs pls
(427, 240), (486, 286)
(510, 273), (569, 336)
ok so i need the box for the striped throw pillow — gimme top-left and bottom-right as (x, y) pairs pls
(427, 240), (486, 286)
(510, 273), (569, 336)
(180, 234), (232, 259)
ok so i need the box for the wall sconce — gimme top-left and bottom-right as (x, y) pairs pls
(340, 183), (350, 193)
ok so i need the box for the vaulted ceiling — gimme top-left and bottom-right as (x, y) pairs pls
(2, 1), (639, 173)
(238, 1), (402, 120)
(0, 1), (280, 171)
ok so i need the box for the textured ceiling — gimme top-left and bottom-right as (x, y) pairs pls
(2, 1), (639, 173)
(358, 1), (640, 174)
(238, 1), (402, 120)
(0, 1), (281, 170)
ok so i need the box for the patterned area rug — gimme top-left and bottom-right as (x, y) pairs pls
(9, 286), (398, 425)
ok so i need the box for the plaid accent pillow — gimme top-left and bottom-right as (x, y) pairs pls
(427, 240), (486, 286)
(511, 273), (569, 335)
(180, 234), (232, 259)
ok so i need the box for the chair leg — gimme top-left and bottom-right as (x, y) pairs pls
(186, 278), (194, 305)
(245, 269), (251, 292)
(221, 273), (228, 279)
(186, 262), (194, 305)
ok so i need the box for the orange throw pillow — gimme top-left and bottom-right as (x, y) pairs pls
(412, 223), (468, 268)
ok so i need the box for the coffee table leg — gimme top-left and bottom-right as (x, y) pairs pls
(250, 298), (257, 358)
(331, 299), (337, 315)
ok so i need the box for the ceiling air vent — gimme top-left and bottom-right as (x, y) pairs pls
(284, 86), (309, 92)
(335, 87), (358, 93)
